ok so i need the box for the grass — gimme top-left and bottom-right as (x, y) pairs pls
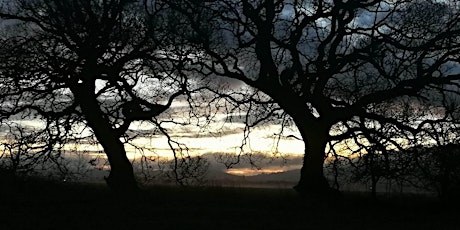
(1, 178), (459, 230)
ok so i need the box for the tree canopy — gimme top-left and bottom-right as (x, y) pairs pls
(166, 0), (460, 195)
(0, 0), (204, 190)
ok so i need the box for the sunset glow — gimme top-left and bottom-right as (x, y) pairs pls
(226, 164), (302, 176)
(226, 168), (286, 176)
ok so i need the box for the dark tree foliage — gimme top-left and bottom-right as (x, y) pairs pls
(0, 0), (197, 191)
(166, 0), (460, 195)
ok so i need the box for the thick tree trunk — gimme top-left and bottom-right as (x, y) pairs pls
(294, 133), (330, 194)
(90, 125), (138, 192)
(293, 119), (334, 197)
(74, 83), (138, 192)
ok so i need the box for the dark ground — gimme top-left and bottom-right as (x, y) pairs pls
(0, 178), (459, 230)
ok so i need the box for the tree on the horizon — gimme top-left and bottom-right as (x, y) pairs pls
(0, 0), (203, 191)
(166, 0), (460, 195)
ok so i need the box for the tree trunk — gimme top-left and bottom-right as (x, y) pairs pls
(90, 124), (138, 192)
(293, 119), (333, 196)
(74, 83), (138, 192)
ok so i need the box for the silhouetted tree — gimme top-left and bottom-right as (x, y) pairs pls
(167, 0), (460, 195)
(405, 126), (460, 200)
(325, 98), (460, 197)
(0, 0), (195, 191)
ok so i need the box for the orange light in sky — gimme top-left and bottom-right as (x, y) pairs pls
(227, 168), (286, 176)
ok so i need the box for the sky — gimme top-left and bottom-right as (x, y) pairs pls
(2, 0), (460, 187)
(103, 106), (306, 175)
(0, 94), (307, 180)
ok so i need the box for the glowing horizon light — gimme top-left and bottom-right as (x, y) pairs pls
(226, 164), (302, 176)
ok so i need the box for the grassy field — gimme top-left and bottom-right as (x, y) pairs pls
(1, 179), (459, 230)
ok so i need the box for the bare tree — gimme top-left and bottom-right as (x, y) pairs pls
(0, 0), (197, 191)
(166, 0), (460, 195)
(404, 118), (460, 200)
